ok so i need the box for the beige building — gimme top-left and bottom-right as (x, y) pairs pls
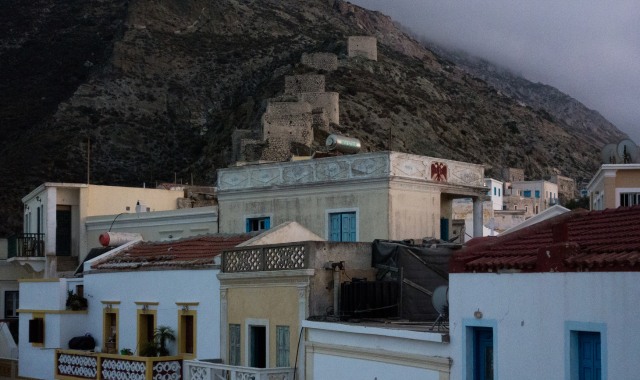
(505, 180), (558, 216)
(19, 183), (187, 277)
(218, 240), (374, 378)
(217, 151), (487, 242)
(587, 164), (640, 210)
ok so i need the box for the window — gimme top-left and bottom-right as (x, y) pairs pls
(178, 308), (197, 356)
(535, 190), (540, 198)
(328, 211), (357, 242)
(29, 314), (45, 346)
(246, 217), (270, 232)
(472, 327), (494, 380)
(4, 291), (18, 318)
(620, 192), (640, 207)
(493, 187), (496, 196)
(229, 324), (241, 365)
(276, 326), (290, 367)
(523, 190), (531, 198)
(498, 188), (501, 196)
(103, 306), (119, 354)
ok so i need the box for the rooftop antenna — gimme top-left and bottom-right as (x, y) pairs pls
(86, 137), (91, 184)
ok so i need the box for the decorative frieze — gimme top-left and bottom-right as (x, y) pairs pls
(218, 152), (484, 191)
(223, 244), (309, 273)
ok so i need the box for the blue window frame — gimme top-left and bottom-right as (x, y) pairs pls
(329, 212), (356, 242)
(276, 325), (290, 367)
(246, 217), (270, 232)
(535, 190), (541, 198)
(523, 190), (532, 198)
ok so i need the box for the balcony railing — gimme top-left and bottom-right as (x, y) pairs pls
(183, 360), (295, 380)
(55, 349), (183, 380)
(8, 233), (45, 258)
(222, 243), (309, 273)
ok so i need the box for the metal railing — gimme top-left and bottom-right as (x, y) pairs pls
(55, 349), (182, 380)
(222, 243), (309, 273)
(183, 360), (295, 380)
(8, 233), (45, 258)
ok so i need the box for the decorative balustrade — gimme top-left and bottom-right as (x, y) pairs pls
(55, 349), (182, 380)
(183, 360), (295, 380)
(222, 243), (309, 273)
(8, 233), (45, 258)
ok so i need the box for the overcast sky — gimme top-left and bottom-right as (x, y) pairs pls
(350, 0), (640, 144)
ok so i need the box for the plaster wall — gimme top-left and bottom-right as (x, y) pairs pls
(284, 75), (325, 95)
(304, 320), (450, 380)
(83, 185), (182, 216)
(612, 168), (640, 188)
(301, 52), (338, 71)
(449, 272), (640, 380)
(298, 92), (339, 125)
(389, 184), (441, 240)
(83, 268), (221, 359)
(347, 36), (377, 61)
(85, 206), (219, 248)
(218, 181), (390, 241)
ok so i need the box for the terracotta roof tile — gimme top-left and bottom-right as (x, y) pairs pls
(451, 205), (640, 273)
(92, 233), (255, 271)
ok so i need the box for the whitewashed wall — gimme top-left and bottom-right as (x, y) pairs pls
(83, 268), (221, 358)
(303, 320), (451, 380)
(18, 279), (90, 379)
(449, 272), (640, 380)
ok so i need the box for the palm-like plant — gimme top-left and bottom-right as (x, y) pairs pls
(153, 325), (175, 356)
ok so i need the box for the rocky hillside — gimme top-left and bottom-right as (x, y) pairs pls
(0, 0), (628, 235)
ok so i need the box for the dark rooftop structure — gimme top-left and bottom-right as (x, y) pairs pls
(451, 206), (640, 273)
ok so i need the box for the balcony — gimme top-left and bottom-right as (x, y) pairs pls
(7, 233), (46, 272)
(222, 243), (309, 273)
(55, 349), (183, 380)
(183, 360), (295, 380)
(8, 233), (45, 258)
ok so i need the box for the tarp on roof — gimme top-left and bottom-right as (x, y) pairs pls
(74, 247), (114, 276)
(372, 240), (454, 321)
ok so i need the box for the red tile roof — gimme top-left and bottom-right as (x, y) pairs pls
(92, 234), (255, 271)
(451, 206), (640, 273)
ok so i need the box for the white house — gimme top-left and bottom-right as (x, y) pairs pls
(448, 205), (640, 380)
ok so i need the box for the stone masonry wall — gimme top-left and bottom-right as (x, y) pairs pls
(284, 75), (325, 95)
(347, 36), (377, 61)
(298, 92), (339, 125)
(301, 52), (338, 71)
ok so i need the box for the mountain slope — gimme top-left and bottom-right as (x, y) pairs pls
(0, 0), (628, 235)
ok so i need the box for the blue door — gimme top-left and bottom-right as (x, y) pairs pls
(474, 327), (494, 380)
(578, 332), (601, 380)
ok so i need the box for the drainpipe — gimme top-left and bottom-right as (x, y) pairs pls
(324, 261), (344, 318)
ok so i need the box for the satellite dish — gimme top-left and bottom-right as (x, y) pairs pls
(617, 139), (639, 163)
(601, 143), (618, 164)
(430, 285), (449, 331)
(431, 285), (449, 314)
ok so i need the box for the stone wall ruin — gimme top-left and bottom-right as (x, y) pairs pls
(301, 52), (338, 71)
(347, 36), (377, 61)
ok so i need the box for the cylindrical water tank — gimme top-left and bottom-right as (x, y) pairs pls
(326, 134), (361, 154)
(99, 232), (143, 247)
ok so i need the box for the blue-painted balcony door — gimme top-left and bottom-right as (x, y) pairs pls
(474, 327), (494, 380)
(578, 332), (601, 380)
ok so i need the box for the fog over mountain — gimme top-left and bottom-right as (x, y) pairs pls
(351, 0), (640, 144)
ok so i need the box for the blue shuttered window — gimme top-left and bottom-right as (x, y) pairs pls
(329, 212), (356, 242)
(246, 217), (270, 232)
(276, 325), (290, 367)
(229, 324), (241, 366)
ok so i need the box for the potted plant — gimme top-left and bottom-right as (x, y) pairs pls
(153, 325), (175, 356)
(65, 290), (88, 311)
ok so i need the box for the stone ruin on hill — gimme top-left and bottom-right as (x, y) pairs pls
(232, 36), (377, 163)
